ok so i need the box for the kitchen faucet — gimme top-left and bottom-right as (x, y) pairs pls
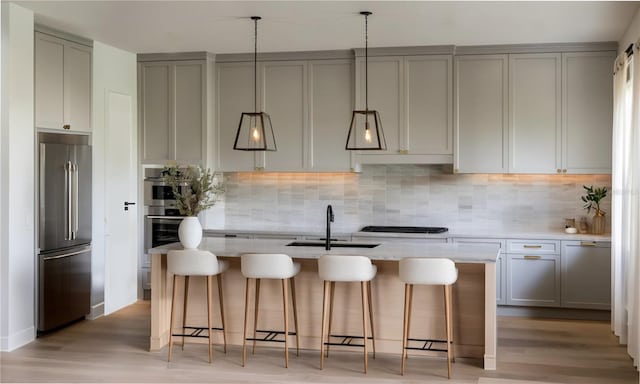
(326, 204), (334, 250)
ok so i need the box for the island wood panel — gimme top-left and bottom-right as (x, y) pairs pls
(150, 255), (488, 362)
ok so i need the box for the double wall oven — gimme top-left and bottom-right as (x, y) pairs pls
(144, 168), (188, 252)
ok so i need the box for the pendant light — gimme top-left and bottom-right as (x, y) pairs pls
(346, 11), (387, 151)
(234, 16), (277, 151)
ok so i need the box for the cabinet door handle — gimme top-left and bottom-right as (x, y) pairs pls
(63, 124), (71, 130)
(580, 241), (597, 247)
(524, 255), (542, 260)
(523, 245), (542, 249)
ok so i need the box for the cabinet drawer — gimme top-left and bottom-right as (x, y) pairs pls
(506, 253), (561, 307)
(506, 240), (560, 254)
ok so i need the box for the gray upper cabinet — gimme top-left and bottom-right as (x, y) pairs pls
(308, 60), (353, 171)
(562, 51), (615, 174)
(216, 62), (259, 172)
(509, 53), (562, 174)
(355, 56), (403, 156)
(217, 57), (354, 172)
(139, 55), (212, 166)
(35, 31), (92, 132)
(356, 55), (453, 164)
(262, 61), (307, 171)
(454, 55), (509, 173)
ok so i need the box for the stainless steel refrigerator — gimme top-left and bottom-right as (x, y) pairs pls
(37, 133), (92, 333)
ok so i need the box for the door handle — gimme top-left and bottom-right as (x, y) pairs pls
(124, 201), (136, 211)
(72, 163), (79, 239)
(65, 161), (72, 240)
(524, 255), (542, 260)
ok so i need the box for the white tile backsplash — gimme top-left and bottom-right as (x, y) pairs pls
(210, 165), (611, 234)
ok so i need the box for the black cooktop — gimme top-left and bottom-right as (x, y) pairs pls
(360, 226), (449, 234)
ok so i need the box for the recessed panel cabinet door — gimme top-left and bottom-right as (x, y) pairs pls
(217, 62), (259, 171)
(64, 42), (92, 132)
(309, 60), (353, 171)
(561, 241), (611, 309)
(509, 53), (561, 173)
(35, 33), (64, 129)
(507, 254), (561, 307)
(454, 55), (508, 173)
(405, 55), (453, 155)
(562, 52), (615, 174)
(141, 63), (171, 163)
(263, 61), (307, 171)
(356, 56), (403, 154)
(174, 62), (204, 164)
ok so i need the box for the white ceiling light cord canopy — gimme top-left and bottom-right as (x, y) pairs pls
(233, 16), (277, 151)
(346, 11), (387, 151)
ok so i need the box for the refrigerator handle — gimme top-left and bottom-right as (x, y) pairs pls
(72, 162), (79, 239)
(64, 161), (72, 241)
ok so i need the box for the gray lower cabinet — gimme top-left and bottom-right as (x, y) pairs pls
(506, 253), (561, 307)
(561, 240), (611, 310)
(452, 238), (506, 304)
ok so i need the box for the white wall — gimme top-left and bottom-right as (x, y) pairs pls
(0, 3), (35, 351)
(620, 7), (640, 55)
(92, 41), (138, 316)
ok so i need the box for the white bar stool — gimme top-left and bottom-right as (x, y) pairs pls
(399, 258), (458, 378)
(167, 249), (228, 363)
(318, 255), (377, 373)
(240, 253), (301, 368)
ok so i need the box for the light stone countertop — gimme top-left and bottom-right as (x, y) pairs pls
(204, 228), (611, 242)
(149, 237), (500, 263)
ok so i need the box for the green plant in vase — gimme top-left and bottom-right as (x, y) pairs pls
(163, 165), (225, 248)
(581, 185), (607, 234)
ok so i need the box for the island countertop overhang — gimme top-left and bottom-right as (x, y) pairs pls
(149, 237), (500, 263)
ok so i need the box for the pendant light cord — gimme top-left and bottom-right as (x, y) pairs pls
(254, 17), (258, 114)
(365, 13), (368, 112)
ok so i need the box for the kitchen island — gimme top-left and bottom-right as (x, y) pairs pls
(149, 237), (500, 369)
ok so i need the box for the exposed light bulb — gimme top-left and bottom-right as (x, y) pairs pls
(364, 121), (372, 143)
(251, 127), (261, 142)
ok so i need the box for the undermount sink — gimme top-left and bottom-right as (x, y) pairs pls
(286, 241), (380, 249)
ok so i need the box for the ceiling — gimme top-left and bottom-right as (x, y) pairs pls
(14, 1), (640, 54)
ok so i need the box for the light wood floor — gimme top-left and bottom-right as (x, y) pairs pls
(1, 301), (637, 383)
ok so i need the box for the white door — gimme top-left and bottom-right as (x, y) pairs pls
(104, 90), (137, 314)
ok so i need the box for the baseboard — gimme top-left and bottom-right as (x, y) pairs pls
(86, 302), (104, 320)
(0, 325), (35, 351)
(498, 305), (611, 321)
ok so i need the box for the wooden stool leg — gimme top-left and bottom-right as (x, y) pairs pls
(448, 284), (455, 363)
(168, 275), (178, 362)
(282, 278), (289, 368)
(444, 284), (452, 379)
(367, 280), (376, 359)
(242, 278), (250, 367)
(401, 283), (410, 375)
(217, 274), (227, 353)
(182, 276), (189, 350)
(207, 275), (213, 363)
(361, 281), (369, 374)
(406, 283), (414, 360)
(290, 276), (300, 356)
(320, 280), (329, 370)
(326, 281), (335, 357)
(252, 278), (261, 354)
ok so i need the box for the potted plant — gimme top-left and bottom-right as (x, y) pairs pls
(163, 165), (224, 249)
(581, 185), (607, 235)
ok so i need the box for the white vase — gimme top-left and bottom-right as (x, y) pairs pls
(178, 216), (202, 249)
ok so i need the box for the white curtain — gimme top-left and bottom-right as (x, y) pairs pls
(611, 40), (640, 371)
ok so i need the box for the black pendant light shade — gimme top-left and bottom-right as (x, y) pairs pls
(346, 11), (386, 151)
(234, 112), (276, 151)
(346, 110), (386, 150)
(234, 16), (277, 151)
